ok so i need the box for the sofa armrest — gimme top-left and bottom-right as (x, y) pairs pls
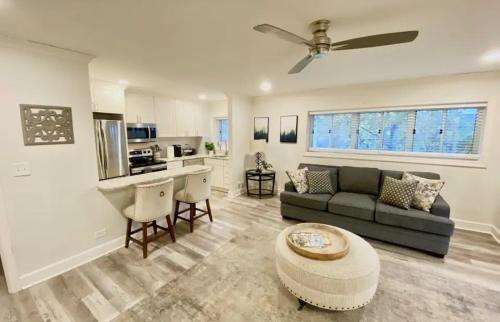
(431, 195), (451, 218)
(284, 181), (296, 192)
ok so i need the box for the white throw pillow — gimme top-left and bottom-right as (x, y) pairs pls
(402, 172), (445, 212)
(286, 167), (309, 194)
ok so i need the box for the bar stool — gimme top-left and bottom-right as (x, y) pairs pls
(173, 169), (212, 232)
(122, 178), (176, 258)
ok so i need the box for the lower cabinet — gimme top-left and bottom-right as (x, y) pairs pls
(205, 158), (230, 191)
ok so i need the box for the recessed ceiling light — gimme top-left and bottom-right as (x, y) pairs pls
(198, 93), (207, 100)
(118, 79), (129, 85)
(481, 50), (500, 64)
(260, 81), (272, 92)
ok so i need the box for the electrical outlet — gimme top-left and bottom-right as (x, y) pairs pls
(94, 229), (106, 239)
(12, 162), (31, 177)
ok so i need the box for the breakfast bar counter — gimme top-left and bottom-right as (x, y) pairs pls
(97, 165), (211, 192)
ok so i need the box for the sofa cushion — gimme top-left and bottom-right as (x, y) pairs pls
(375, 201), (454, 236)
(339, 166), (380, 196)
(328, 192), (377, 221)
(280, 191), (332, 211)
(299, 163), (339, 194)
(306, 170), (335, 194)
(380, 170), (440, 191)
(379, 177), (418, 210)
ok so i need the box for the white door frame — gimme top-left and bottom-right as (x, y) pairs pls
(0, 183), (20, 293)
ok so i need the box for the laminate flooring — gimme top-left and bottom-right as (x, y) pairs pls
(0, 192), (499, 321)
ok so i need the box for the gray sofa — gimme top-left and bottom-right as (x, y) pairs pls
(280, 164), (455, 256)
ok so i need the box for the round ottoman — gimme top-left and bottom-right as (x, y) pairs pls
(275, 225), (380, 311)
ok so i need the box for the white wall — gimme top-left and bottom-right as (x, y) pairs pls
(228, 95), (252, 195)
(251, 71), (500, 229)
(0, 38), (126, 291)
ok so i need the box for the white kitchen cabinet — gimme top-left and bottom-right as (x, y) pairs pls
(155, 97), (177, 137)
(90, 80), (125, 114)
(125, 91), (155, 124)
(175, 100), (197, 137)
(205, 158), (229, 190)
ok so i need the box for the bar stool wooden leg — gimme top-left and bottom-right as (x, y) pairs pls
(125, 218), (132, 248)
(142, 223), (148, 258)
(153, 220), (158, 234)
(189, 203), (195, 233)
(206, 199), (213, 222)
(166, 215), (176, 242)
(173, 200), (180, 225)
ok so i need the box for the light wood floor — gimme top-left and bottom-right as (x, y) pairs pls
(0, 192), (499, 321)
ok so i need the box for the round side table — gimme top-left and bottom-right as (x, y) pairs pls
(246, 169), (276, 199)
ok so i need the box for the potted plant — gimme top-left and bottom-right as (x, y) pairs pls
(205, 141), (215, 156)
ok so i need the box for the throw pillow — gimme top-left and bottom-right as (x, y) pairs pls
(306, 170), (335, 194)
(286, 167), (309, 194)
(379, 177), (418, 210)
(402, 172), (445, 212)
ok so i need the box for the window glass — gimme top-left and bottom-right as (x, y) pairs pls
(217, 119), (228, 144)
(382, 111), (408, 151)
(358, 112), (382, 150)
(413, 110), (443, 153)
(311, 115), (332, 148)
(331, 114), (352, 149)
(442, 108), (477, 154)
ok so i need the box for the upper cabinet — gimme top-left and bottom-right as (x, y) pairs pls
(90, 80), (125, 114)
(125, 91), (155, 124)
(123, 91), (209, 137)
(155, 97), (177, 137)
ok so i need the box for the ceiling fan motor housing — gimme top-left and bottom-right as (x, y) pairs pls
(310, 19), (331, 56)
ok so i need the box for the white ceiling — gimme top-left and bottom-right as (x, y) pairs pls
(1, 0), (500, 99)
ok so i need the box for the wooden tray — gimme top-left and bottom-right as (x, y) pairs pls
(286, 223), (350, 260)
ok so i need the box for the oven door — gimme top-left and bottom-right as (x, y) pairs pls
(127, 123), (157, 143)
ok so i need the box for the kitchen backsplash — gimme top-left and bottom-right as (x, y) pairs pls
(128, 137), (203, 157)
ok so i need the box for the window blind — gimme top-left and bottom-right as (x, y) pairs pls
(309, 103), (486, 157)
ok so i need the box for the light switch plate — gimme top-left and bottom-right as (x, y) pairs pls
(12, 162), (31, 177)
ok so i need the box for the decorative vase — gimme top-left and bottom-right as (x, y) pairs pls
(208, 150), (214, 156)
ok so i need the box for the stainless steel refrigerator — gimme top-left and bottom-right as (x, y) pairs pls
(93, 113), (129, 180)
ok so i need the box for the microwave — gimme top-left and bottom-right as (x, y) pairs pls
(127, 123), (157, 143)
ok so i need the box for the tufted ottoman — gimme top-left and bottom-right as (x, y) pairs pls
(275, 225), (380, 311)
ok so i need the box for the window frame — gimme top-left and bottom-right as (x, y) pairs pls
(307, 102), (487, 161)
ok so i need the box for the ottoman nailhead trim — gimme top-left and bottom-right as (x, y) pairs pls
(277, 276), (376, 311)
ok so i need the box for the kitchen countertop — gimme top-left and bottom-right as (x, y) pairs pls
(160, 154), (229, 162)
(97, 165), (211, 192)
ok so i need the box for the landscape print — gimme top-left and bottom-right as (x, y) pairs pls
(280, 115), (298, 143)
(254, 117), (269, 142)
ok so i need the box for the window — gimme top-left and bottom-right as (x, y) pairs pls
(309, 104), (485, 158)
(216, 118), (228, 144)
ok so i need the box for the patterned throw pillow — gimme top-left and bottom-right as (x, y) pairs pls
(286, 167), (309, 194)
(379, 177), (418, 210)
(306, 171), (335, 194)
(402, 172), (445, 212)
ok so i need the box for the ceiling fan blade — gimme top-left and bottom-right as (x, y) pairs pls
(288, 55), (314, 74)
(331, 31), (418, 50)
(253, 24), (313, 47)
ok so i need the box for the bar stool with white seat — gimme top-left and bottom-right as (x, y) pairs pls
(122, 178), (176, 258)
(173, 169), (213, 232)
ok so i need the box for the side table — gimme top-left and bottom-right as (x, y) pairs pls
(246, 169), (276, 198)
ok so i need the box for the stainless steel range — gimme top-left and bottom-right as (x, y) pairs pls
(129, 148), (167, 176)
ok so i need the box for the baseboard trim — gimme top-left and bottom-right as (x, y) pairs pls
(453, 218), (500, 244)
(18, 236), (125, 290)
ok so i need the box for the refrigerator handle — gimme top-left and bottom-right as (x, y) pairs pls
(100, 122), (108, 176)
(96, 122), (106, 178)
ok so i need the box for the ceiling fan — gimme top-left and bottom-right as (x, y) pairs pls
(253, 20), (418, 74)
